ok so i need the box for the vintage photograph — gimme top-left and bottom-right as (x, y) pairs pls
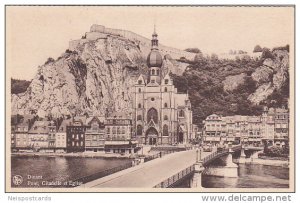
(6, 6), (294, 192)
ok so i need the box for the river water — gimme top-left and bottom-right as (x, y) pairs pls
(176, 163), (289, 188)
(11, 156), (289, 188)
(11, 156), (131, 188)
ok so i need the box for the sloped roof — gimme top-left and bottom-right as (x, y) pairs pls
(58, 119), (72, 132)
(28, 121), (50, 134)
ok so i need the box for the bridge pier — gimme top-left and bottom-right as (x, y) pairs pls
(238, 147), (246, 164)
(190, 161), (204, 188)
(223, 149), (238, 177)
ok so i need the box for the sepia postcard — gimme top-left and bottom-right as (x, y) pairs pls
(5, 5), (295, 192)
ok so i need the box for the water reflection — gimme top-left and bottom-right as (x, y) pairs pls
(11, 156), (131, 188)
(202, 164), (289, 188)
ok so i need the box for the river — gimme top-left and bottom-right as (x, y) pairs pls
(11, 156), (289, 188)
(176, 164), (289, 188)
(11, 156), (131, 188)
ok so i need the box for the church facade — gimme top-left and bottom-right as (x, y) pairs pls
(132, 29), (194, 145)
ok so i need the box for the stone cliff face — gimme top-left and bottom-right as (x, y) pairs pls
(248, 50), (289, 104)
(11, 29), (187, 117)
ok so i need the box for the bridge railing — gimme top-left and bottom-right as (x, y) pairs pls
(153, 164), (195, 188)
(202, 145), (242, 165)
(144, 150), (176, 162)
(69, 162), (133, 187)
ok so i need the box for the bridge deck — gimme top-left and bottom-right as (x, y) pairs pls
(80, 149), (211, 188)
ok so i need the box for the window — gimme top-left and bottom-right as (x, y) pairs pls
(137, 115), (142, 121)
(151, 69), (155, 75)
(136, 125), (143, 136)
(164, 87), (167, 92)
(179, 109), (185, 118)
(138, 88), (141, 93)
(107, 127), (110, 134)
(151, 98), (155, 101)
(122, 127), (125, 134)
(138, 80), (142, 85)
(138, 103), (142, 108)
(157, 70), (160, 75)
(117, 127), (121, 134)
(165, 79), (169, 84)
(112, 127), (116, 134)
(164, 115), (168, 120)
(147, 108), (158, 124)
(164, 103), (168, 108)
(151, 79), (155, 83)
(163, 125), (168, 137)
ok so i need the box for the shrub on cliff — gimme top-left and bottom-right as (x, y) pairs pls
(11, 78), (31, 94)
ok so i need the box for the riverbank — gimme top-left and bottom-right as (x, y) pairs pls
(11, 152), (134, 159)
(233, 157), (289, 168)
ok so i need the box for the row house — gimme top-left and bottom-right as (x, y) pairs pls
(85, 116), (105, 152)
(202, 106), (289, 147)
(28, 121), (50, 151)
(274, 108), (289, 147)
(55, 119), (71, 152)
(66, 116), (87, 153)
(105, 112), (138, 154)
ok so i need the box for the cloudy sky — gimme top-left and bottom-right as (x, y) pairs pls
(7, 6), (294, 80)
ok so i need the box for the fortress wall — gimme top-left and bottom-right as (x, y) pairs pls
(71, 24), (196, 60)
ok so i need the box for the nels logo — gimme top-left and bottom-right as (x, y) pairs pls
(12, 175), (23, 186)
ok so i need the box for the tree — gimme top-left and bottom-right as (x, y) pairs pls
(253, 45), (263, 53)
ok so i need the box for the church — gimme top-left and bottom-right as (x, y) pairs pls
(132, 28), (194, 145)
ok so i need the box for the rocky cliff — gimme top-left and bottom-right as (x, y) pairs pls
(11, 26), (190, 117)
(248, 49), (289, 104)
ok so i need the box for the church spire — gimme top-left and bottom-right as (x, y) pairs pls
(151, 24), (158, 50)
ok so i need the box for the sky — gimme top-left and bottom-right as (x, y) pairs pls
(6, 6), (294, 80)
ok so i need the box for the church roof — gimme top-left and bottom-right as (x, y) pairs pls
(147, 50), (163, 68)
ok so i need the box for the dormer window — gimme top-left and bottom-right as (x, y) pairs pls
(151, 79), (155, 83)
(165, 79), (169, 84)
(138, 80), (142, 85)
(151, 69), (155, 75)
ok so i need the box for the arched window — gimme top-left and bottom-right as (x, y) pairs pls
(164, 103), (168, 108)
(151, 69), (155, 75)
(164, 87), (167, 92)
(137, 115), (142, 121)
(157, 70), (160, 75)
(147, 108), (158, 124)
(137, 125), (143, 136)
(164, 115), (168, 120)
(138, 88), (141, 93)
(163, 125), (169, 137)
(179, 109), (185, 117)
(138, 103), (142, 108)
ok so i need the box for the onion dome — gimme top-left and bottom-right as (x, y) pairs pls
(147, 50), (163, 67)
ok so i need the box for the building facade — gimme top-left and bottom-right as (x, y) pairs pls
(55, 119), (71, 152)
(85, 116), (105, 152)
(28, 121), (50, 151)
(132, 29), (193, 145)
(105, 112), (137, 154)
(66, 117), (87, 153)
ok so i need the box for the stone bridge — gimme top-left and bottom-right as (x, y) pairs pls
(79, 145), (263, 188)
